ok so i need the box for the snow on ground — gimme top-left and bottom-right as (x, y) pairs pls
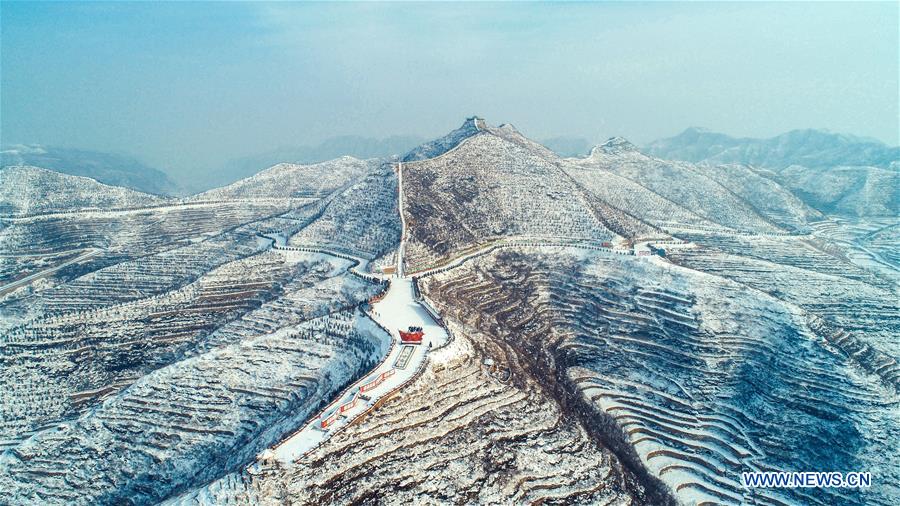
(267, 275), (448, 465)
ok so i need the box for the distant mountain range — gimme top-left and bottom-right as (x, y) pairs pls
(0, 145), (180, 196)
(644, 128), (899, 218)
(0, 135), (601, 197)
(208, 133), (596, 190)
(183, 132), (596, 192)
(0, 137), (426, 197)
(645, 127), (899, 170)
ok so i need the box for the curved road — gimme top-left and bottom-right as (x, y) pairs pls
(0, 248), (101, 297)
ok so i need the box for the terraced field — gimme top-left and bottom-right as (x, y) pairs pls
(0, 308), (388, 505)
(169, 317), (653, 506)
(419, 249), (899, 506)
(0, 158), (403, 504)
(565, 142), (786, 234)
(0, 201), (292, 286)
(668, 230), (900, 390)
(287, 162), (400, 261)
(2, 118), (896, 505)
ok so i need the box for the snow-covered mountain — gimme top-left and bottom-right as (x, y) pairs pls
(0, 154), (395, 504)
(774, 164), (899, 218)
(192, 156), (377, 201)
(0, 165), (168, 216)
(646, 127), (900, 170)
(1, 118), (897, 506)
(1, 145), (179, 196)
(645, 128), (900, 218)
(401, 116), (484, 161)
(190, 135), (425, 192)
(566, 138), (823, 232)
(401, 123), (617, 272)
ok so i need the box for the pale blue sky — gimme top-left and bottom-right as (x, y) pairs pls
(2, 1), (898, 175)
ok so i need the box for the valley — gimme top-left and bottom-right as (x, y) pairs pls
(0, 117), (897, 506)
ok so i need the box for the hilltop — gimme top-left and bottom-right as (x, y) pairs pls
(0, 165), (167, 216)
(1, 145), (180, 196)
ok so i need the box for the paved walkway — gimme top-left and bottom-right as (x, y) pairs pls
(269, 279), (447, 465)
(265, 161), (448, 465)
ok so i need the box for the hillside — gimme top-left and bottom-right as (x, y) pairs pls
(192, 156), (376, 201)
(188, 135), (425, 191)
(686, 163), (824, 230)
(401, 116), (484, 162)
(0, 166), (167, 216)
(0, 154), (395, 504)
(1, 117), (897, 506)
(566, 139), (791, 233)
(401, 122), (616, 272)
(418, 246), (897, 506)
(774, 165), (899, 218)
(0, 145), (179, 196)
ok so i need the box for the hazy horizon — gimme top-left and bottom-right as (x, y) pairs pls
(2, 1), (898, 177)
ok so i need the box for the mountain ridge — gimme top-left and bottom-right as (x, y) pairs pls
(646, 127), (900, 170)
(0, 145), (180, 196)
(1, 116), (897, 506)
(0, 165), (168, 216)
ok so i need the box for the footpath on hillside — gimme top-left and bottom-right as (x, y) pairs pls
(255, 161), (449, 467)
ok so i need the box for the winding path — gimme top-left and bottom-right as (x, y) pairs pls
(258, 161), (449, 466)
(251, 159), (684, 467)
